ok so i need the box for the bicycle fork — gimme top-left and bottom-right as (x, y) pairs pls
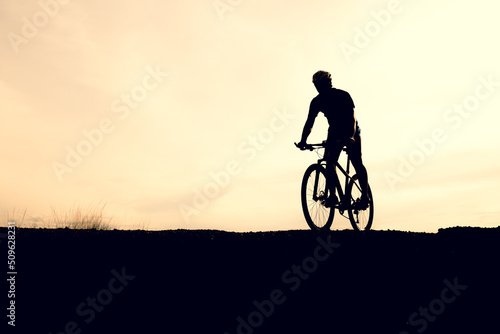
(312, 166), (321, 202)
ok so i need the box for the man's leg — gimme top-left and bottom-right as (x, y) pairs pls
(349, 135), (369, 203)
(325, 143), (342, 205)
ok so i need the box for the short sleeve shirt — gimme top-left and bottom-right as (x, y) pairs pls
(309, 88), (356, 140)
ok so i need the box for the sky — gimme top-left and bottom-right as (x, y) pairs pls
(1, 0), (499, 232)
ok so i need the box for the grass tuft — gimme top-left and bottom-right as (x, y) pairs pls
(4, 208), (27, 225)
(4, 203), (153, 230)
(49, 202), (113, 230)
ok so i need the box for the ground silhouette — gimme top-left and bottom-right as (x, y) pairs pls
(5, 226), (500, 333)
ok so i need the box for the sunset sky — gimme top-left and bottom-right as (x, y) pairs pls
(1, 0), (499, 232)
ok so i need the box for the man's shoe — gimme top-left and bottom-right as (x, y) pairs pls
(356, 196), (369, 210)
(324, 194), (338, 208)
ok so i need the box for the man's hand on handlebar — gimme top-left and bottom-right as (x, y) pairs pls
(295, 141), (310, 151)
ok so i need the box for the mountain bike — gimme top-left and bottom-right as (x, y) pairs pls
(295, 141), (373, 232)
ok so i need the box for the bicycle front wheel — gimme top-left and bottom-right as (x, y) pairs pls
(301, 164), (334, 232)
(346, 175), (373, 231)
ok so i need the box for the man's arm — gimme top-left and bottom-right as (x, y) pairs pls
(300, 117), (315, 143)
(298, 100), (318, 146)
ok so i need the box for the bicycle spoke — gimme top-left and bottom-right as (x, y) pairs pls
(346, 176), (373, 231)
(301, 166), (334, 231)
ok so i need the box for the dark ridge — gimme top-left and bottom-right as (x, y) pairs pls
(4, 226), (499, 333)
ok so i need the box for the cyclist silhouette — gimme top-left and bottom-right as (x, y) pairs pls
(297, 70), (369, 207)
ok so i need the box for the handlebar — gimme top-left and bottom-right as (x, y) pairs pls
(294, 140), (350, 152)
(294, 142), (325, 151)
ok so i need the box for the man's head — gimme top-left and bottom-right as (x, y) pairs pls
(312, 70), (332, 93)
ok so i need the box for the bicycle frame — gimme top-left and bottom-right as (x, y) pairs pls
(315, 148), (352, 206)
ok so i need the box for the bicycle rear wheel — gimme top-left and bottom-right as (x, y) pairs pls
(301, 164), (334, 232)
(346, 175), (373, 231)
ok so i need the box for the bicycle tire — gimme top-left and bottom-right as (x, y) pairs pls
(301, 164), (334, 232)
(346, 175), (373, 231)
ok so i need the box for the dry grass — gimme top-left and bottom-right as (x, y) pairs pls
(4, 208), (28, 226)
(49, 202), (113, 230)
(3, 203), (157, 230)
(136, 218), (150, 231)
(4, 203), (115, 230)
